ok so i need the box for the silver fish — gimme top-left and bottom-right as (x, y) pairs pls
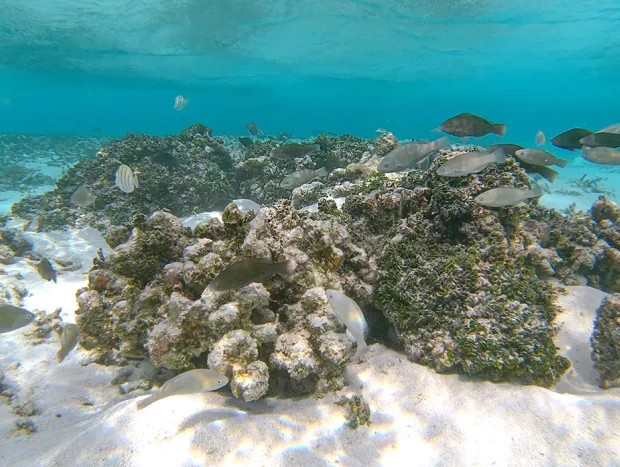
(232, 199), (262, 213)
(474, 187), (543, 207)
(597, 123), (620, 134)
(514, 148), (568, 168)
(581, 146), (620, 165)
(436, 148), (506, 177)
(174, 95), (188, 111)
(71, 186), (97, 207)
(325, 289), (369, 362)
(280, 167), (328, 190)
(535, 130), (546, 146)
(136, 369), (228, 410)
(37, 258), (57, 283)
(57, 323), (80, 363)
(377, 137), (449, 173)
(207, 258), (296, 292)
(115, 164), (139, 193)
(0, 304), (36, 334)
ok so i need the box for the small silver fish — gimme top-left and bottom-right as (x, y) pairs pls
(207, 258), (296, 292)
(57, 323), (80, 363)
(514, 149), (568, 168)
(270, 143), (321, 160)
(136, 369), (229, 410)
(280, 167), (328, 189)
(325, 289), (369, 362)
(377, 137), (449, 173)
(535, 130), (546, 146)
(581, 146), (620, 165)
(436, 148), (506, 177)
(0, 304), (36, 334)
(174, 95), (188, 111)
(232, 199), (262, 213)
(474, 187), (543, 207)
(71, 186), (97, 208)
(115, 164), (139, 193)
(37, 258), (57, 283)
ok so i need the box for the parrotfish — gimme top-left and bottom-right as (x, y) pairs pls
(474, 187), (543, 208)
(551, 128), (593, 151)
(280, 167), (328, 189)
(270, 143), (321, 160)
(207, 258), (297, 292)
(514, 149), (568, 168)
(136, 369), (229, 410)
(436, 148), (505, 177)
(581, 146), (620, 165)
(488, 144), (558, 182)
(0, 304), (36, 334)
(325, 289), (369, 362)
(439, 113), (506, 138)
(377, 137), (449, 173)
(579, 132), (620, 148)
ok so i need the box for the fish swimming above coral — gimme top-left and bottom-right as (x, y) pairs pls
(270, 143), (321, 160)
(136, 369), (229, 410)
(57, 323), (80, 363)
(207, 258), (297, 292)
(115, 164), (139, 193)
(280, 167), (328, 189)
(246, 122), (259, 135)
(325, 289), (369, 362)
(436, 148), (506, 177)
(514, 148), (568, 168)
(174, 95), (188, 111)
(377, 137), (449, 173)
(579, 132), (620, 148)
(0, 304), (36, 334)
(474, 187), (543, 207)
(551, 128), (593, 151)
(232, 198), (262, 213)
(439, 113), (506, 138)
(37, 258), (57, 283)
(487, 144), (558, 182)
(535, 130), (546, 146)
(581, 146), (620, 165)
(70, 186), (96, 208)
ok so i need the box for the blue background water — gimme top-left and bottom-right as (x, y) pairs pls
(0, 0), (619, 144)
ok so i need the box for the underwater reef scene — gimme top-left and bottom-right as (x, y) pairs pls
(9, 124), (620, 398)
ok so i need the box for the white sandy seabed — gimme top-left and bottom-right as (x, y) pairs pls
(0, 213), (619, 467)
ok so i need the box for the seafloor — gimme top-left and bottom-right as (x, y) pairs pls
(0, 127), (619, 466)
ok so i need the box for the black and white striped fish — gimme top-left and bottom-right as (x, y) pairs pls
(174, 95), (188, 111)
(115, 164), (139, 193)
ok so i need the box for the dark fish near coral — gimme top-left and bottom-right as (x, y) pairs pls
(0, 304), (36, 334)
(37, 258), (57, 283)
(436, 148), (505, 177)
(377, 137), (449, 173)
(324, 152), (343, 172)
(246, 122), (259, 136)
(581, 146), (620, 165)
(270, 143), (321, 160)
(57, 323), (80, 363)
(551, 128), (593, 151)
(488, 143), (557, 182)
(150, 150), (177, 168)
(136, 369), (229, 410)
(207, 258), (297, 292)
(474, 187), (543, 208)
(439, 113), (506, 138)
(280, 167), (328, 189)
(239, 136), (253, 148)
(514, 149), (568, 168)
(70, 186), (96, 208)
(579, 132), (620, 148)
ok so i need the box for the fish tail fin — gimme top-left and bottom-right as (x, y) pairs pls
(434, 136), (450, 150)
(353, 342), (369, 362)
(56, 350), (66, 363)
(490, 147), (506, 164)
(276, 259), (297, 276)
(539, 166), (559, 183)
(556, 158), (568, 168)
(531, 187), (544, 198)
(315, 166), (328, 177)
(493, 124), (507, 137)
(136, 394), (157, 410)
